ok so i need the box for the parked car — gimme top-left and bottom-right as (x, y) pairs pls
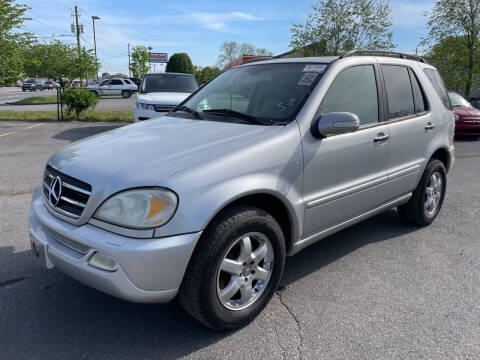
(22, 79), (44, 92)
(43, 81), (58, 90)
(129, 77), (142, 88)
(71, 80), (82, 88)
(471, 99), (480, 110)
(448, 91), (480, 136)
(134, 73), (198, 122)
(88, 78), (138, 98)
(29, 52), (454, 331)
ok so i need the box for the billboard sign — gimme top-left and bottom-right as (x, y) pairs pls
(149, 53), (168, 63)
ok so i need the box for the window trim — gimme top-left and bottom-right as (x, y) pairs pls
(313, 63), (383, 133)
(379, 64), (431, 124)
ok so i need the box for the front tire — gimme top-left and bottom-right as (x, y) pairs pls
(179, 205), (285, 331)
(398, 159), (446, 226)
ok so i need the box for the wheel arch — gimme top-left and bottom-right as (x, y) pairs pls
(200, 191), (297, 254)
(429, 147), (451, 172)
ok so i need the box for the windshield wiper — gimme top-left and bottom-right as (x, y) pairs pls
(172, 105), (204, 119)
(203, 109), (268, 125)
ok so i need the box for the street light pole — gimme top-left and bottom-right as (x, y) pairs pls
(91, 16), (100, 82)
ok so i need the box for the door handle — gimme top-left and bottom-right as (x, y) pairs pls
(374, 133), (389, 142)
(425, 122), (435, 130)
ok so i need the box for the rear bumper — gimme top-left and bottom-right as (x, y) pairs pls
(29, 187), (201, 303)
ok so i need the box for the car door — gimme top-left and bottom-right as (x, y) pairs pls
(109, 79), (124, 96)
(302, 64), (391, 237)
(379, 64), (433, 199)
(99, 80), (112, 96)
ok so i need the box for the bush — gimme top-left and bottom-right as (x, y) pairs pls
(62, 88), (99, 121)
(166, 53), (194, 74)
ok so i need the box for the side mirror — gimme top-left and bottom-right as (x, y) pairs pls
(313, 112), (360, 138)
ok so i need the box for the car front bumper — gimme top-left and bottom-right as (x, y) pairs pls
(133, 106), (168, 122)
(29, 186), (201, 303)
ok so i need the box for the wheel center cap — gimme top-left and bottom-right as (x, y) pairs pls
(242, 266), (253, 277)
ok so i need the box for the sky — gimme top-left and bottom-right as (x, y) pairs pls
(21, 0), (436, 75)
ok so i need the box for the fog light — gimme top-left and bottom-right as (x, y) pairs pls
(88, 252), (117, 272)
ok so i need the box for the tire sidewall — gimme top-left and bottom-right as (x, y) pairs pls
(203, 211), (285, 329)
(420, 160), (447, 223)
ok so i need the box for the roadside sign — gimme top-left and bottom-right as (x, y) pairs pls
(149, 53), (168, 63)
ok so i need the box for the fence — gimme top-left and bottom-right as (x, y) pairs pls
(0, 85), (63, 121)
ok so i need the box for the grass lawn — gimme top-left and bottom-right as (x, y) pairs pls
(8, 95), (58, 105)
(0, 110), (133, 122)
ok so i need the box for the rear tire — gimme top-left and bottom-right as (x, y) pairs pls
(398, 159), (446, 226)
(121, 90), (131, 98)
(179, 205), (285, 331)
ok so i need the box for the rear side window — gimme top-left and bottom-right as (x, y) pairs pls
(408, 68), (428, 113)
(319, 65), (378, 125)
(423, 68), (452, 110)
(111, 80), (123, 85)
(123, 79), (132, 84)
(381, 65), (414, 119)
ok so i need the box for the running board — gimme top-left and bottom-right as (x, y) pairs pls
(289, 193), (412, 256)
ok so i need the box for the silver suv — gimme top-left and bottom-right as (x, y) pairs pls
(29, 51), (455, 330)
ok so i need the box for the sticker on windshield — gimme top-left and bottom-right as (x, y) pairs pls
(303, 64), (327, 73)
(298, 72), (318, 86)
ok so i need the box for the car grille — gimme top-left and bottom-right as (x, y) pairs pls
(154, 104), (176, 112)
(43, 165), (92, 219)
(47, 228), (91, 255)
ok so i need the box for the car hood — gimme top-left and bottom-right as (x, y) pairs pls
(136, 92), (191, 104)
(47, 116), (282, 195)
(453, 106), (480, 117)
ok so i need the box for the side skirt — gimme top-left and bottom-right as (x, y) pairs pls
(288, 193), (412, 256)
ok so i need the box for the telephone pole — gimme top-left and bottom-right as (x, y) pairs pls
(92, 16), (100, 81)
(74, 5), (81, 55)
(128, 43), (131, 77)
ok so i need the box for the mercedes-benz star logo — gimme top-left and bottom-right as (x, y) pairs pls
(49, 176), (62, 207)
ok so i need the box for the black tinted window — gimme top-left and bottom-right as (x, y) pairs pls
(319, 65), (378, 125)
(409, 68), (427, 113)
(141, 75), (198, 93)
(423, 68), (452, 109)
(111, 80), (123, 85)
(382, 65), (414, 119)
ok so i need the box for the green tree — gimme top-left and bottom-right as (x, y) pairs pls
(129, 45), (149, 78)
(425, 36), (480, 94)
(290, 0), (394, 57)
(22, 41), (97, 85)
(166, 53), (194, 74)
(0, 0), (32, 84)
(423, 0), (480, 97)
(194, 65), (222, 82)
(216, 41), (273, 68)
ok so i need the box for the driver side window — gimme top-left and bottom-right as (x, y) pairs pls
(318, 65), (379, 126)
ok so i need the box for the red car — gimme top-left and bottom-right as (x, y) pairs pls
(449, 92), (480, 136)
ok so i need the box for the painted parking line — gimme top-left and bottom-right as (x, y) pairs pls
(0, 122), (46, 137)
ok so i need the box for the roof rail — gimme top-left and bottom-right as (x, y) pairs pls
(340, 50), (427, 63)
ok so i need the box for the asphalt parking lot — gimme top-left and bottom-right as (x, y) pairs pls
(1, 121), (479, 360)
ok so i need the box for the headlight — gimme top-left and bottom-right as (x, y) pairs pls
(94, 188), (178, 229)
(137, 102), (155, 110)
(454, 114), (459, 122)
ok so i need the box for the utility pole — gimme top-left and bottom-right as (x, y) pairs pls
(148, 46), (152, 73)
(74, 5), (81, 55)
(128, 43), (131, 77)
(92, 16), (100, 82)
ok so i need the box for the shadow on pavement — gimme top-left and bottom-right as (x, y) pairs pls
(52, 125), (124, 142)
(0, 209), (417, 359)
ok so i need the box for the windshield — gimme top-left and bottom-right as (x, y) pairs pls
(181, 63), (326, 124)
(24, 79), (34, 83)
(141, 74), (198, 93)
(448, 92), (471, 107)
